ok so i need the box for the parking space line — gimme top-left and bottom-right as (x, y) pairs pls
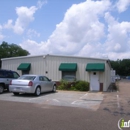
(29, 97), (42, 100)
(79, 93), (88, 99)
(53, 99), (60, 102)
(71, 100), (81, 104)
(117, 95), (120, 108)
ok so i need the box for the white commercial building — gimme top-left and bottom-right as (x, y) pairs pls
(1, 54), (111, 91)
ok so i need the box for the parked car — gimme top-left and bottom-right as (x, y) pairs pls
(9, 75), (57, 96)
(0, 69), (20, 94)
(126, 76), (130, 79)
(115, 75), (121, 80)
(63, 75), (76, 82)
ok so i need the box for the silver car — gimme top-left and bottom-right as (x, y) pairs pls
(9, 75), (57, 96)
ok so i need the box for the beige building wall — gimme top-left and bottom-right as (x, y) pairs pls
(1, 54), (111, 91)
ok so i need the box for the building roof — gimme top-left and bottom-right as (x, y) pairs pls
(1, 54), (109, 61)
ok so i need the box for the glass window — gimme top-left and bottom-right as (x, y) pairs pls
(22, 70), (29, 75)
(43, 76), (50, 81)
(6, 72), (14, 78)
(62, 71), (76, 82)
(39, 76), (44, 81)
(18, 76), (36, 80)
(0, 71), (5, 78)
(13, 72), (20, 78)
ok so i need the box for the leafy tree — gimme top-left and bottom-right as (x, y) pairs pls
(110, 59), (130, 76)
(0, 41), (30, 68)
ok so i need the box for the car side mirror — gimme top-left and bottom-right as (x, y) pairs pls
(49, 79), (52, 81)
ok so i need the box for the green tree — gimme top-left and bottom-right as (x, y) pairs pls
(0, 41), (30, 68)
(110, 59), (130, 76)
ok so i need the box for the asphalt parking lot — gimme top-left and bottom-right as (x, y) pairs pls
(0, 80), (130, 130)
(0, 90), (104, 111)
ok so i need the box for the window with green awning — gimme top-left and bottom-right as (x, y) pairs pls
(17, 63), (31, 71)
(86, 63), (105, 71)
(59, 63), (77, 71)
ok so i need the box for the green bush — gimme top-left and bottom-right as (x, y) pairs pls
(57, 80), (89, 91)
(75, 80), (89, 91)
(58, 80), (69, 90)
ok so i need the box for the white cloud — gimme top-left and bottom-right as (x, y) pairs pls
(3, 6), (37, 35)
(20, 0), (111, 55)
(45, 0), (111, 54)
(20, 39), (48, 55)
(0, 34), (4, 40)
(27, 29), (40, 38)
(0, 25), (4, 40)
(3, 0), (46, 35)
(105, 12), (130, 53)
(13, 6), (37, 34)
(107, 52), (130, 60)
(3, 19), (13, 29)
(116, 0), (130, 13)
(19, 0), (130, 60)
(37, 0), (47, 9)
(0, 25), (2, 30)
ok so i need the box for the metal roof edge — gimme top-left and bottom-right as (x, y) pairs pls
(48, 54), (109, 61)
(1, 54), (45, 61)
(1, 54), (109, 61)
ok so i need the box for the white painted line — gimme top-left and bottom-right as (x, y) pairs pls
(53, 99), (60, 102)
(29, 97), (42, 100)
(117, 95), (120, 108)
(71, 100), (81, 104)
(80, 93), (87, 99)
(71, 100), (78, 104)
(85, 93), (88, 96)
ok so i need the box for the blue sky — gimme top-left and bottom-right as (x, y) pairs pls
(0, 0), (130, 60)
(0, 0), (84, 43)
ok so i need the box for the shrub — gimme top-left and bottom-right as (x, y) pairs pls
(57, 80), (89, 91)
(58, 80), (69, 90)
(113, 83), (119, 91)
(75, 80), (89, 91)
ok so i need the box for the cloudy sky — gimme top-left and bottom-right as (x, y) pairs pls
(0, 0), (130, 60)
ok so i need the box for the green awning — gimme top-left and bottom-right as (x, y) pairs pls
(86, 63), (105, 71)
(59, 63), (77, 71)
(17, 63), (31, 71)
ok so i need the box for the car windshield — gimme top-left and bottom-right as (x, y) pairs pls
(18, 76), (36, 80)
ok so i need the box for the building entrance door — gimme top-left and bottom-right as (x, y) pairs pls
(90, 72), (99, 91)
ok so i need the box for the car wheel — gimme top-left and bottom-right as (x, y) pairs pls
(0, 84), (4, 94)
(35, 87), (41, 96)
(13, 92), (19, 95)
(52, 85), (56, 92)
